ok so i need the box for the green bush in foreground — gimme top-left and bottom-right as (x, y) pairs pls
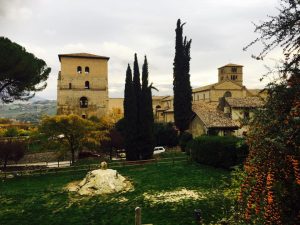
(188, 136), (248, 169)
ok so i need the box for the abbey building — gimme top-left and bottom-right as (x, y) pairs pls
(57, 53), (109, 118)
(56, 52), (265, 137)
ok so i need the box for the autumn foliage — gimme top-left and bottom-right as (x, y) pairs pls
(239, 1), (300, 224)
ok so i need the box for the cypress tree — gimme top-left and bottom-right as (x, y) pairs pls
(173, 19), (193, 134)
(124, 54), (156, 160)
(123, 64), (138, 160)
(140, 56), (155, 159)
(133, 53), (143, 159)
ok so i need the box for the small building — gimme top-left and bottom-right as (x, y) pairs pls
(189, 102), (239, 137)
(219, 97), (265, 136)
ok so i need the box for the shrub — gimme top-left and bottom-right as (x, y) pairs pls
(188, 136), (248, 169)
(0, 140), (26, 170)
(179, 131), (192, 152)
(4, 127), (19, 137)
(153, 122), (179, 147)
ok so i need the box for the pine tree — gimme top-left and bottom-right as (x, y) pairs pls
(123, 64), (138, 160)
(173, 19), (193, 134)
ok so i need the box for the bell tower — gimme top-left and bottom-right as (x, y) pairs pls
(218, 64), (243, 86)
(57, 53), (109, 118)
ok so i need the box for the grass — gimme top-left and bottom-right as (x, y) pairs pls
(0, 162), (236, 225)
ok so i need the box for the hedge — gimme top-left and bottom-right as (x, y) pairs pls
(187, 136), (248, 169)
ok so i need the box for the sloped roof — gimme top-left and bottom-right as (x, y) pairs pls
(218, 63), (243, 69)
(192, 80), (244, 93)
(225, 97), (265, 108)
(192, 83), (216, 92)
(58, 53), (109, 61)
(192, 102), (239, 128)
(162, 96), (173, 101)
(152, 95), (168, 100)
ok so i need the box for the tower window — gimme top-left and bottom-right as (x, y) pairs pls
(231, 67), (237, 73)
(85, 81), (90, 89)
(80, 97), (88, 108)
(231, 75), (238, 80)
(69, 83), (72, 89)
(77, 66), (82, 74)
(85, 67), (90, 74)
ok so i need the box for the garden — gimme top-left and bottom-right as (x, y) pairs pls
(0, 161), (238, 225)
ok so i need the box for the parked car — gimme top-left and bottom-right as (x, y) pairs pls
(116, 149), (126, 158)
(153, 146), (166, 154)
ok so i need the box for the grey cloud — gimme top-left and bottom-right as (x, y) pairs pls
(0, 0), (280, 100)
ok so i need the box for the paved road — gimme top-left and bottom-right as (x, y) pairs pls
(6, 161), (71, 168)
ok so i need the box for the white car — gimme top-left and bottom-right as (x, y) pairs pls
(153, 146), (166, 154)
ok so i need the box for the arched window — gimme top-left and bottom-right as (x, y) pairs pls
(80, 97), (88, 108)
(85, 67), (90, 74)
(224, 91), (232, 97)
(77, 66), (82, 74)
(69, 83), (72, 89)
(85, 81), (90, 89)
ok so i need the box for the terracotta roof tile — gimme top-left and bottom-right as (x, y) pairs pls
(218, 63), (243, 68)
(58, 53), (109, 61)
(192, 102), (239, 128)
(225, 97), (265, 108)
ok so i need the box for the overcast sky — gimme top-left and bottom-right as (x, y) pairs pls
(0, 0), (282, 100)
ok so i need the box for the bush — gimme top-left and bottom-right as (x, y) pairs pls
(0, 140), (26, 170)
(188, 136), (248, 169)
(4, 127), (19, 137)
(153, 122), (179, 147)
(179, 131), (192, 152)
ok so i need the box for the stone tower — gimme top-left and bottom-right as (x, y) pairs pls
(218, 64), (243, 86)
(57, 53), (109, 119)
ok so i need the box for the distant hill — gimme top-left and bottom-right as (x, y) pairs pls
(0, 100), (57, 123)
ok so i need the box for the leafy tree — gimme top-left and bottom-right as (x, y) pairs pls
(173, 19), (193, 134)
(39, 114), (96, 164)
(123, 64), (138, 160)
(0, 37), (51, 103)
(239, 1), (300, 224)
(0, 140), (25, 170)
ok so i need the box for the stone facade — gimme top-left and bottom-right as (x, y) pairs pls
(156, 63), (267, 123)
(57, 53), (109, 118)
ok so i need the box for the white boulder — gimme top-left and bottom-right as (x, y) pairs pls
(66, 168), (133, 195)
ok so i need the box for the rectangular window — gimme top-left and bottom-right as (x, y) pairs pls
(231, 67), (237, 73)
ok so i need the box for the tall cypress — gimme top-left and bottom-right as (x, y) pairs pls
(124, 54), (155, 160)
(132, 53), (142, 159)
(140, 56), (155, 159)
(123, 64), (138, 160)
(173, 19), (192, 134)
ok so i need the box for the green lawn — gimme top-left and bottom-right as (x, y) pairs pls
(0, 162), (236, 225)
